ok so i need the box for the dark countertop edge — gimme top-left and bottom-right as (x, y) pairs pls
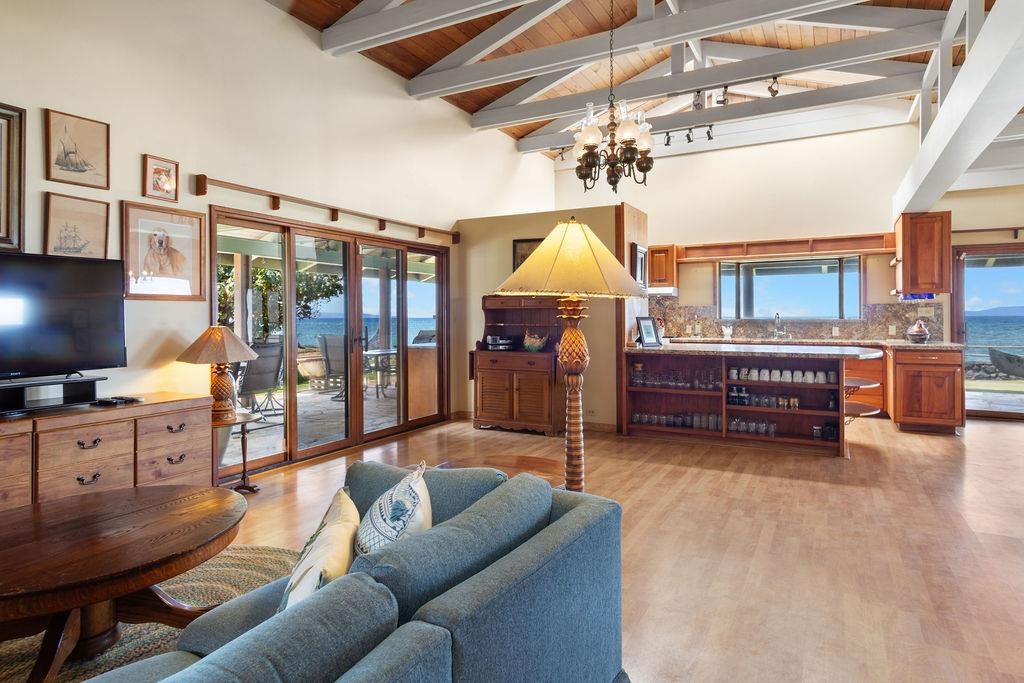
(663, 338), (964, 351)
(626, 343), (884, 360)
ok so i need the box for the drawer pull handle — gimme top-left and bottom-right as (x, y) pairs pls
(167, 453), (187, 465)
(527, 360), (536, 366)
(920, 356), (939, 360)
(76, 437), (103, 450)
(76, 472), (101, 485)
(490, 359), (498, 364)
(166, 423), (187, 434)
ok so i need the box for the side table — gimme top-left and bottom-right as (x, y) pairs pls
(213, 411), (264, 494)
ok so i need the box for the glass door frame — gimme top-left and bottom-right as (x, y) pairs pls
(952, 242), (1024, 420)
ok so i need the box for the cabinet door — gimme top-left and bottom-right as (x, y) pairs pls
(894, 363), (963, 426)
(648, 246), (676, 287)
(475, 369), (513, 421)
(513, 371), (552, 425)
(897, 212), (951, 294)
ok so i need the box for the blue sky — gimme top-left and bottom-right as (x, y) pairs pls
(317, 280), (437, 318)
(964, 264), (1024, 311)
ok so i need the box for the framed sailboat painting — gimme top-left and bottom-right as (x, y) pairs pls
(44, 192), (109, 259)
(44, 109), (110, 189)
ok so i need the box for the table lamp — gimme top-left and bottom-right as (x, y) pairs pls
(177, 325), (259, 422)
(492, 217), (645, 492)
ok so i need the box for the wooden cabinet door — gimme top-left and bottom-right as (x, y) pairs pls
(648, 246), (676, 287)
(513, 371), (551, 425)
(894, 363), (963, 426)
(475, 369), (513, 421)
(897, 212), (951, 294)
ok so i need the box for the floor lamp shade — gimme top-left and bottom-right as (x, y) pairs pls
(492, 218), (645, 491)
(177, 326), (258, 421)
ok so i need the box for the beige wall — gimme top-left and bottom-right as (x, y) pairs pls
(453, 207), (619, 426)
(2, 0), (554, 397)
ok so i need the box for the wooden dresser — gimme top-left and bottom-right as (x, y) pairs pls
(0, 393), (212, 512)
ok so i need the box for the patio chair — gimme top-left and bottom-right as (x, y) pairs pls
(316, 333), (348, 401)
(238, 341), (285, 417)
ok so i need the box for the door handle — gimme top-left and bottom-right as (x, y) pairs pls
(167, 453), (188, 465)
(76, 437), (103, 450)
(166, 423), (187, 434)
(76, 472), (101, 485)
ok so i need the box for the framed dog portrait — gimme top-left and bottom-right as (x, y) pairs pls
(122, 201), (205, 300)
(45, 109), (110, 190)
(142, 154), (179, 202)
(44, 192), (109, 259)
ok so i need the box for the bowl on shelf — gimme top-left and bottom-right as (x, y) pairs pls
(905, 331), (931, 344)
(522, 331), (548, 352)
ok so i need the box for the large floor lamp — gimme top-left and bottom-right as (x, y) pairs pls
(492, 217), (645, 492)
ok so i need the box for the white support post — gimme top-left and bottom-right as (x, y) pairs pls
(966, 0), (984, 52)
(938, 35), (953, 106)
(637, 0), (655, 23)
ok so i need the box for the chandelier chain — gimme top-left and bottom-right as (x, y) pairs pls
(608, 0), (615, 105)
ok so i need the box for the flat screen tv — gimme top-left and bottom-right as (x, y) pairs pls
(0, 253), (127, 380)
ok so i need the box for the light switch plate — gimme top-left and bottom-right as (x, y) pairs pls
(888, 324), (898, 336)
(917, 306), (935, 318)
(832, 326), (840, 337)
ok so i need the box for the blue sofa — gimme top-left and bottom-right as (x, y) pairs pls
(90, 461), (627, 682)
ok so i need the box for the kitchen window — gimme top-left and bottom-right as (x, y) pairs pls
(719, 256), (861, 320)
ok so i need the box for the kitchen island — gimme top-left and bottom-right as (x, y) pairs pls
(623, 343), (883, 456)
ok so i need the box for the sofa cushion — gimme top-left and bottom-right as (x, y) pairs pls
(86, 651), (201, 682)
(336, 621), (452, 683)
(178, 576), (289, 657)
(163, 573), (397, 683)
(349, 473), (552, 623)
(355, 462), (431, 555)
(345, 461), (506, 524)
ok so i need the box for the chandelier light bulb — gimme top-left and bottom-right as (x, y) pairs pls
(636, 123), (654, 153)
(571, 134), (586, 160)
(616, 104), (640, 143)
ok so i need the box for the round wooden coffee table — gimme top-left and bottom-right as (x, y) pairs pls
(0, 486), (247, 682)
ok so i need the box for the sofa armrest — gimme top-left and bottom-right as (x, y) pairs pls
(177, 576), (289, 656)
(336, 621), (452, 683)
(86, 651), (201, 682)
(413, 494), (623, 683)
(164, 573), (397, 683)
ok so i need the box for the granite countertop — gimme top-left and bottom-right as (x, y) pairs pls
(667, 337), (964, 351)
(627, 342), (884, 360)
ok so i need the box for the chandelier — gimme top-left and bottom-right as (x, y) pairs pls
(572, 0), (655, 193)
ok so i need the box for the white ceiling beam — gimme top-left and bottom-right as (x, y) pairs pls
(520, 71), (925, 152)
(892, 0), (1024, 214)
(784, 6), (947, 31)
(336, 0), (404, 24)
(476, 22), (945, 130)
(949, 167), (1024, 192)
(995, 116), (1024, 143)
(322, 0), (540, 56)
(408, 0), (865, 98)
(702, 41), (925, 84)
(422, 0), (572, 75)
(637, 0), (656, 23)
(966, 140), (1024, 172)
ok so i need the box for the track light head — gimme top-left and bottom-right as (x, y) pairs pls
(716, 86), (728, 106)
(706, 125), (714, 141)
(692, 91), (704, 111)
(664, 131), (672, 147)
(685, 128), (693, 144)
(768, 76), (779, 97)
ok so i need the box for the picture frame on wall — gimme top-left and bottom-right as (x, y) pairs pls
(512, 238), (543, 272)
(142, 154), (179, 202)
(636, 316), (662, 348)
(0, 101), (26, 252)
(44, 192), (109, 259)
(44, 109), (110, 189)
(122, 201), (205, 301)
(630, 242), (648, 289)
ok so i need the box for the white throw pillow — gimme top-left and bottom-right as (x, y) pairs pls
(279, 487), (361, 610)
(354, 461), (432, 555)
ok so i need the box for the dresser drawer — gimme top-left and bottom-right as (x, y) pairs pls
(477, 353), (552, 372)
(0, 433), (31, 478)
(36, 420), (135, 470)
(893, 350), (962, 365)
(138, 467), (211, 488)
(0, 475), (31, 511)
(36, 453), (134, 502)
(136, 408), (211, 451)
(137, 443), (211, 486)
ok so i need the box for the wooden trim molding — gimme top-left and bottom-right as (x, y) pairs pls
(676, 232), (896, 262)
(194, 174), (458, 243)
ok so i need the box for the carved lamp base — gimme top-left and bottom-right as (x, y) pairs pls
(557, 296), (591, 493)
(210, 363), (237, 423)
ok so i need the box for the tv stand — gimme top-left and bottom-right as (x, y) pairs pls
(0, 375), (107, 416)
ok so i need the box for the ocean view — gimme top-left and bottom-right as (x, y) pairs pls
(965, 315), (1024, 364)
(296, 316), (436, 348)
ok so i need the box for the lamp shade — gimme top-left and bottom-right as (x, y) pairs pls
(493, 218), (646, 299)
(177, 325), (259, 364)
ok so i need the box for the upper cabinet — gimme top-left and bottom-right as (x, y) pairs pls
(893, 211), (952, 294)
(648, 245), (677, 288)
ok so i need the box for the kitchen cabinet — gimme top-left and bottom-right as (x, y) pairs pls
(648, 245), (677, 287)
(844, 353), (887, 415)
(887, 348), (964, 430)
(893, 212), (952, 294)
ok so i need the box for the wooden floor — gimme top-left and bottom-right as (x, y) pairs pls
(232, 417), (1024, 682)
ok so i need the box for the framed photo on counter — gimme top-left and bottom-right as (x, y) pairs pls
(636, 316), (662, 348)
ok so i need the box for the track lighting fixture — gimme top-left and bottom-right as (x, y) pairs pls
(692, 91), (704, 111)
(716, 86), (728, 106)
(768, 76), (779, 97)
(664, 131), (672, 147)
(559, 148), (566, 161)
(685, 128), (694, 144)
(706, 125), (714, 141)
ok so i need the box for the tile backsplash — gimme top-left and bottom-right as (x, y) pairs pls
(649, 296), (946, 341)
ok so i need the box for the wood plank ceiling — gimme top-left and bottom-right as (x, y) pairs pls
(267, 0), (997, 143)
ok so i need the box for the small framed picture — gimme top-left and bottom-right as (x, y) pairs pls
(631, 243), (648, 289)
(636, 316), (662, 348)
(142, 154), (179, 202)
(512, 238), (543, 272)
(0, 101), (26, 252)
(44, 192), (109, 259)
(45, 109), (110, 189)
(122, 201), (205, 300)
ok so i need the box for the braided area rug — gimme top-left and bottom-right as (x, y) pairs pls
(0, 545), (298, 682)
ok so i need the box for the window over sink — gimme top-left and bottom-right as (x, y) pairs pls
(719, 256), (861, 320)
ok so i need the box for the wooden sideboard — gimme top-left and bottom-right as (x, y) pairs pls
(886, 348), (964, 431)
(0, 393), (212, 512)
